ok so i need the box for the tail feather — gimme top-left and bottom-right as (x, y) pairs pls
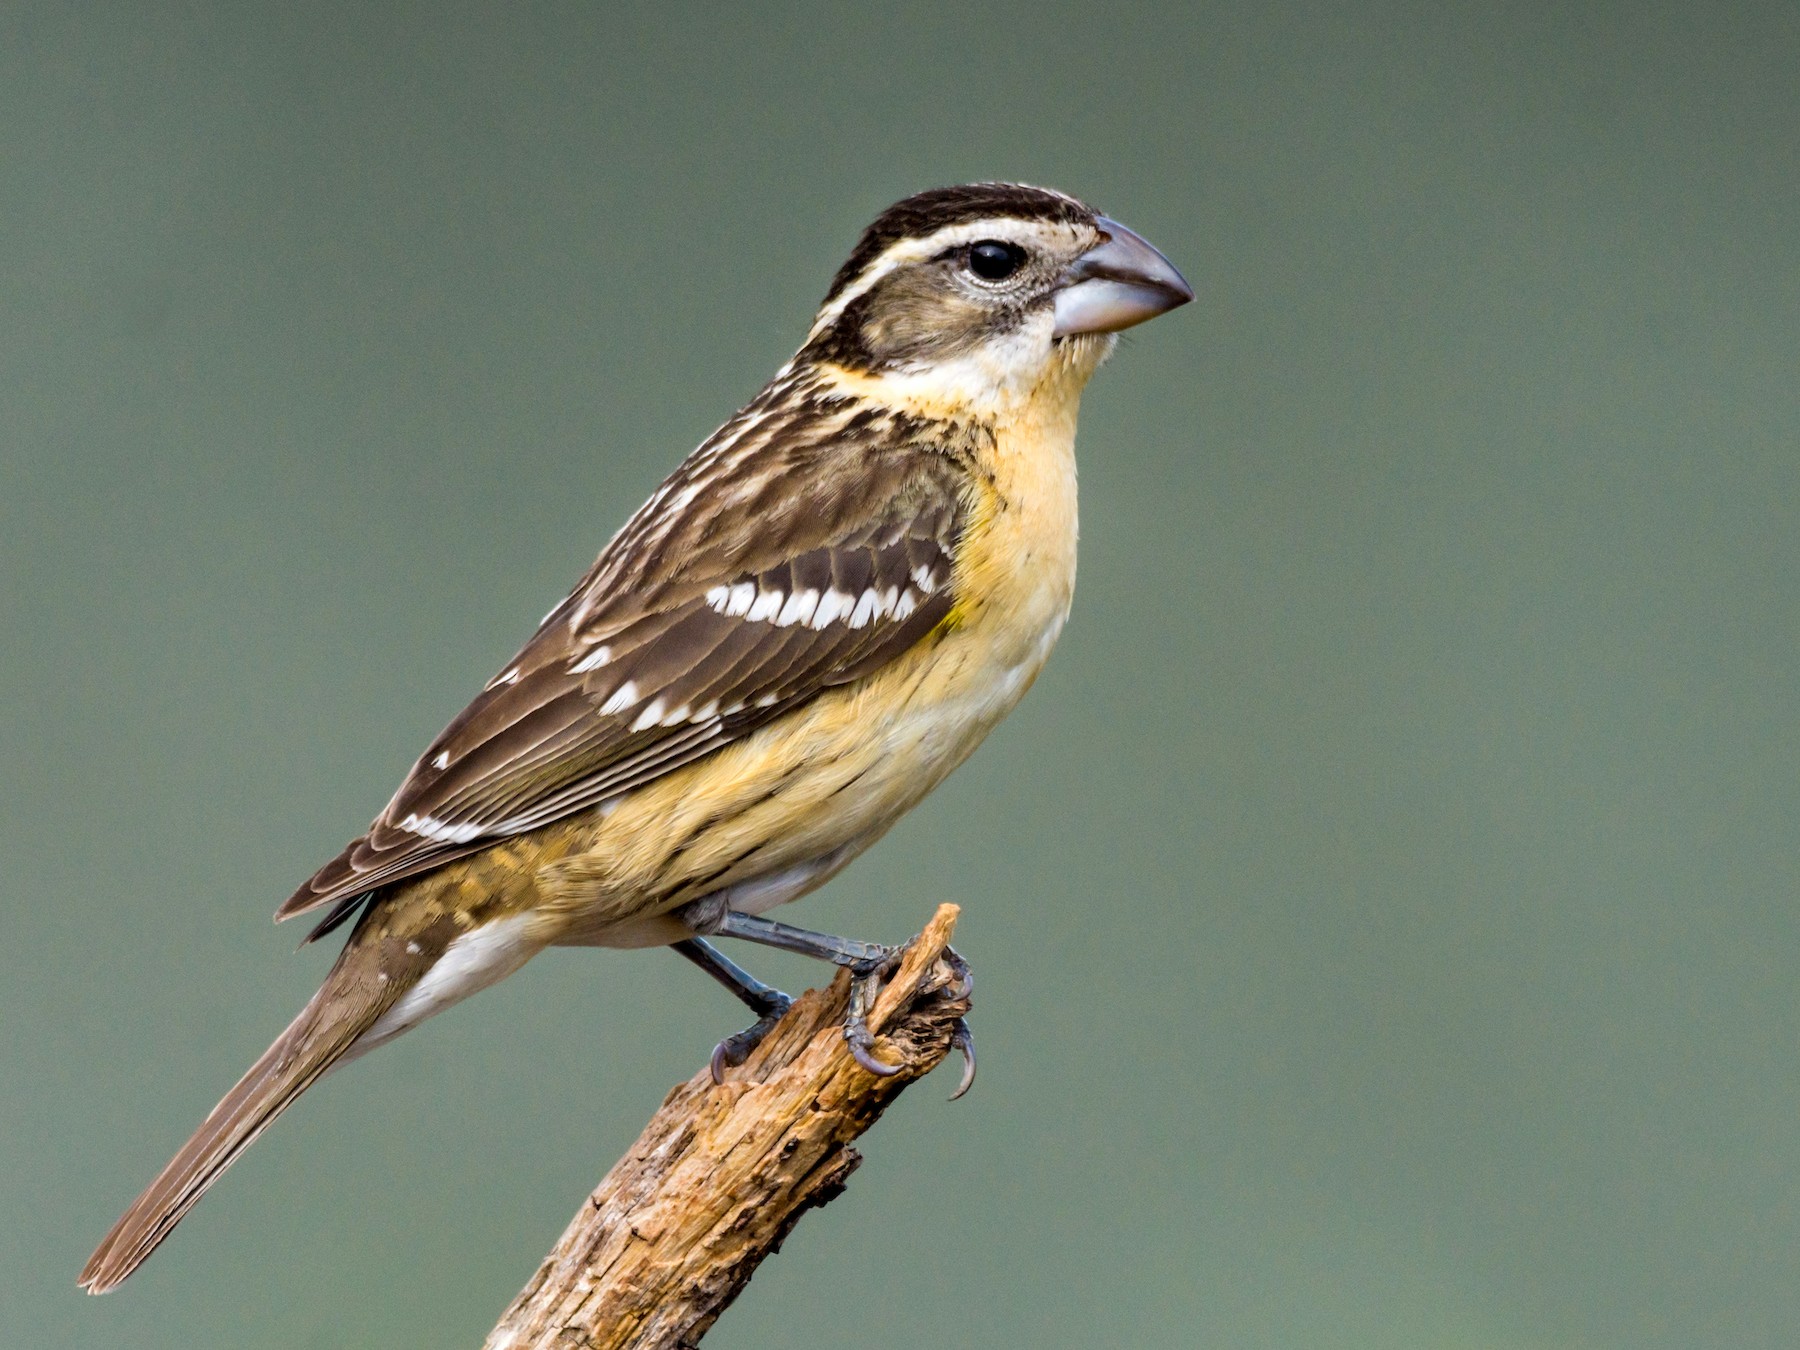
(78, 988), (368, 1294)
(80, 892), (530, 1293)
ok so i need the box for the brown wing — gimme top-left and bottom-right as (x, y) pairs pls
(279, 378), (976, 937)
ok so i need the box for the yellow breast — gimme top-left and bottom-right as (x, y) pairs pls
(519, 353), (1096, 947)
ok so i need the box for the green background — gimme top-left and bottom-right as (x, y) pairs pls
(5, 3), (1796, 1346)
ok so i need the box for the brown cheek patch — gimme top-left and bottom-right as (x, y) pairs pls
(828, 271), (1006, 371)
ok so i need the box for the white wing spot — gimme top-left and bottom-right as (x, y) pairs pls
(570, 644), (612, 673)
(893, 589), (918, 621)
(400, 813), (485, 845)
(600, 681), (639, 716)
(912, 564), (937, 593)
(776, 588), (819, 627)
(746, 589), (784, 623)
(431, 750), (450, 770)
(849, 588), (880, 628)
(405, 941), (422, 955)
(631, 698), (667, 731)
(811, 588), (853, 628)
(724, 582), (755, 617)
(486, 666), (522, 690)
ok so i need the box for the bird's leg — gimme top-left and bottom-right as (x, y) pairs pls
(710, 912), (960, 1083)
(709, 911), (894, 967)
(673, 936), (792, 1016)
(671, 938), (793, 1084)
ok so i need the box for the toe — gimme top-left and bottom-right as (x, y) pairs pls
(844, 1025), (902, 1077)
(947, 1018), (976, 1100)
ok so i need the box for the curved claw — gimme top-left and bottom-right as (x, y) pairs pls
(947, 1018), (976, 1100)
(844, 1024), (903, 1076)
(708, 1038), (734, 1086)
(707, 1002), (791, 1085)
(840, 953), (903, 1077)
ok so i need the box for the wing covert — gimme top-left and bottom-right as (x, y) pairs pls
(279, 415), (971, 934)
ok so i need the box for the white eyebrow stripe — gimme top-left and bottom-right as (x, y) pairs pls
(808, 218), (1063, 337)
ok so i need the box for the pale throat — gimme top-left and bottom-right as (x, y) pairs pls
(946, 335), (1105, 672)
(812, 325), (1112, 418)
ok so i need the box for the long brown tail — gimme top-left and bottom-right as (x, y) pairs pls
(79, 980), (373, 1293)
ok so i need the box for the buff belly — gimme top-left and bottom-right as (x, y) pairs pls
(530, 351), (1085, 950)
(531, 608), (1063, 949)
(340, 596), (1068, 1054)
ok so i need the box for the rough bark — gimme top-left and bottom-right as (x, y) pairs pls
(482, 904), (970, 1350)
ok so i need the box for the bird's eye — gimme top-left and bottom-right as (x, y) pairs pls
(967, 240), (1027, 281)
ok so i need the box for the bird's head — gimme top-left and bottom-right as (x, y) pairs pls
(798, 183), (1191, 415)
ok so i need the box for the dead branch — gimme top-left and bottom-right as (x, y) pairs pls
(482, 904), (970, 1349)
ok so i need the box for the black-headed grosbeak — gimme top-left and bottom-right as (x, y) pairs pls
(81, 182), (1190, 1292)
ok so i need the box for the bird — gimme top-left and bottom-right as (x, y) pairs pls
(79, 181), (1191, 1293)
